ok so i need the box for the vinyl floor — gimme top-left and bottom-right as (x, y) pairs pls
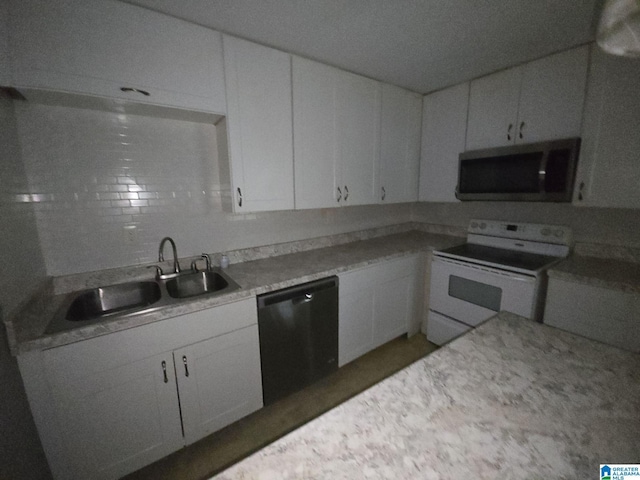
(123, 333), (438, 480)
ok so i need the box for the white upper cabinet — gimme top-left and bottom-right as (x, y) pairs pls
(419, 82), (469, 202)
(466, 45), (589, 150)
(335, 70), (381, 206)
(293, 56), (380, 209)
(574, 46), (640, 209)
(466, 67), (522, 150)
(379, 84), (422, 204)
(293, 57), (339, 209)
(517, 46), (589, 144)
(224, 35), (294, 212)
(9, 0), (226, 113)
(0, 0), (9, 86)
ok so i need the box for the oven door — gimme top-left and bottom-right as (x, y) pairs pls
(429, 256), (537, 326)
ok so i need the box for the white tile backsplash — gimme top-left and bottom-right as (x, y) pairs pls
(14, 103), (413, 275)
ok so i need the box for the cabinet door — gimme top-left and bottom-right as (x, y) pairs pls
(9, 0), (226, 113)
(0, 0), (9, 86)
(338, 268), (376, 366)
(517, 46), (588, 144)
(372, 256), (419, 347)
(574, 47), (640, 209)
(224, 35), (294, 212)
(335, 70), (381, 206)
(373, 274), (415, 348)
(379, 84), (422, 203)
(339, 255), (421, 366)
(466, 66), (522, 150)
(42, 350), (183, 480)
(176, 325), (263, 445)
(419, 82), (469, 202)
(293, 57), (339, 209)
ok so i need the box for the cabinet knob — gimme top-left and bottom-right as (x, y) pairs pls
(161, 360), (168, 383)
(381, 186), (386, 201)
(519, 121), (525, 139)
(337, 186), (342, 202)
(120, 87), (150, 97)
(237, 187), (243, 207)
(344, 185), (349, 201)
(507, 123), (513, 141)
(182, 355), (189, 377)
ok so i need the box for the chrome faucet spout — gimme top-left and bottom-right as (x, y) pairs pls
(158, 237), (181, 274)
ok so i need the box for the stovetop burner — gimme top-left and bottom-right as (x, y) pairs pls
(436, 243), (561, 274)
(433, 219), (572, 275)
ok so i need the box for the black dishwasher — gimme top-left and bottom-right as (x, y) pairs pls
(257, 276), (338, 406)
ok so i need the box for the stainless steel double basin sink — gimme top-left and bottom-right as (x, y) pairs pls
(46, 269), (240, 334)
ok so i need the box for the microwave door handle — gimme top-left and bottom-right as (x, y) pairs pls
(538, 154), (549, 194)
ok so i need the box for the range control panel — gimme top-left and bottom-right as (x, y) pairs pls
(468, 219), (572, 245)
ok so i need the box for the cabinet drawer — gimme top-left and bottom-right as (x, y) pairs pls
(339, 255), (420, 294)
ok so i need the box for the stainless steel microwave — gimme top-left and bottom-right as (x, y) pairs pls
(455, 138), (580, 202)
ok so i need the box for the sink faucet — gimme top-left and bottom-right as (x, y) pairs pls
(158, 237), (181, 274)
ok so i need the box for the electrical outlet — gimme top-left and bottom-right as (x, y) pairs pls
(123, 225), (139, 246)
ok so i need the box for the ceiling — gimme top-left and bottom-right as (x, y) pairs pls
(123, 0), (601, 94)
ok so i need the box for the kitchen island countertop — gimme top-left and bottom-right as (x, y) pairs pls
(213, 311), (640, 480)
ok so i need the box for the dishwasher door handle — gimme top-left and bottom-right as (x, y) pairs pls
(257, 276), (338, 308)
(292, 293), (314, 305)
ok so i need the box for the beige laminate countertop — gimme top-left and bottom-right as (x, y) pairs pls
(548, 255), (640, 294)
(213, 311), (640, 480)
(5, 231), (463, 355)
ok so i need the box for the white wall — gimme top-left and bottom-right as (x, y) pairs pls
(412, 202), (640, 248)
(0, 98), (51, 479)
(14, 103), (413, 276)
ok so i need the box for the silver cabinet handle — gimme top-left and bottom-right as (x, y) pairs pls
(507, 123), (513, 141)
(337, 186), (342, 202)
(538, 153), (548, 194)
(519, 121), (525, 139)
(344, 185), (349, 201)
(120, 87), (150, 96)
(237, 187), (243, 207)
(578, 181), (585, 201)
(381, 186), (386, 201)
(182, 355), (189, 377)
(161, 360), (168, 383)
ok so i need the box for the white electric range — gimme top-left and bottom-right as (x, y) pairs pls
(426, 219), (571, 346)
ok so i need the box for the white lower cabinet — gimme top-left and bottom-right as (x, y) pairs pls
(543, 277), (640, 353)
(18, 298), (262, 480)
(176, 326), (263, 445)
(338, 255), (422, 366)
